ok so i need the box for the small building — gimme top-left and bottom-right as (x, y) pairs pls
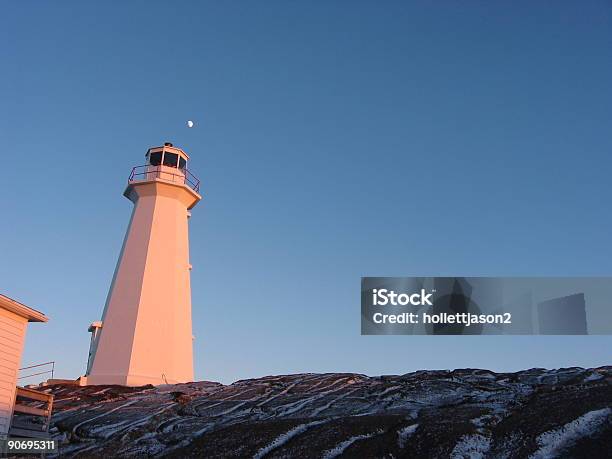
(0, 293), (48, 438)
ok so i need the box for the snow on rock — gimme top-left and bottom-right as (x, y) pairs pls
(397, 423), (418, 448)
(253, 419), (328, 459)
(584, 372), (604, 382)
(529, 408), (611, 459)
(42, 366), (611, 458)
(451, 434), (492, 459)
(322, 429), (383, 459)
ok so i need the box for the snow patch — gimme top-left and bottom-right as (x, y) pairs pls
(397, 424), (418, 448)
(530, 408), (611, 459)
(310, 388), (361, 416)
(376, 385), (402, 397)
(253, 419), (328, 459)
(88, 419), (132, 438)
(450, 434), (492, 459)
(584, 372), (603, 382)
(71, 399), (139, 435)
(322, 429), (383, 459)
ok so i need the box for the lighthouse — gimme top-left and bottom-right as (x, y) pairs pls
(84, 143), (201, 386)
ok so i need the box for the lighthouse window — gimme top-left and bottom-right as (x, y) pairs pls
(149, 152), (162, 166)
(163, 152), (179, 168)
(179, 157), (186, 170)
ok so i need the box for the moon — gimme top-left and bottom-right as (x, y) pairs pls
(186, 120), (194, 128)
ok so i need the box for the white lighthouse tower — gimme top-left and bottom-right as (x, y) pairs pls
(85, 143), (202, 386)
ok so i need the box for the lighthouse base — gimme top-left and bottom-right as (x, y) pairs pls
(82, 373), (183, 387)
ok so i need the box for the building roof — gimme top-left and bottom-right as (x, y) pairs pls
(0, 293), (48, 322)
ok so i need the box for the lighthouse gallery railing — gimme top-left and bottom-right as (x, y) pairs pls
(128, 165), (201, 193)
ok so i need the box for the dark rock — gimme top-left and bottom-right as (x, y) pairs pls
(45, 367), (611, 458)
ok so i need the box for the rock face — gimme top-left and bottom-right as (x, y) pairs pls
(46, 367), (611, 458)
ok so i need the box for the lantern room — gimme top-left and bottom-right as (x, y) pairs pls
(127, 142), (201, 193)
(146, 142), (189, 172)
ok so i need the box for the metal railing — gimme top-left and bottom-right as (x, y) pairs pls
(128, 165), (201, 193)
(18, 361), (55, 381)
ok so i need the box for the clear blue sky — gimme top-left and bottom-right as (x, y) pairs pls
(1, 2), (611, 384)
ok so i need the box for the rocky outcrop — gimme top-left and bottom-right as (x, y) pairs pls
(45, 367), (611, 458)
